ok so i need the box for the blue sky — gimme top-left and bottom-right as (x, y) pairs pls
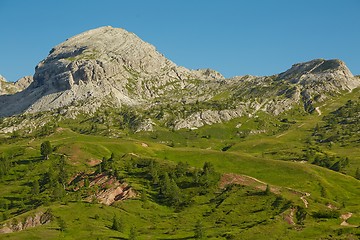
(0, 0), (359, 81)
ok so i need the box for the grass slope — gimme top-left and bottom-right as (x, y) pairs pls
(0, 90), (360, 239)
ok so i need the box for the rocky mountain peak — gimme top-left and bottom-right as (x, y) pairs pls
(33, 26), (175, 89)
(279, 59), (353, 80)
(0, 26), (223, 117)
(276, 59), (359, 106)
(0, 27), (359, 132)
(40, 26), (175, 76)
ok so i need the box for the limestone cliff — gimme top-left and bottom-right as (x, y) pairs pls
(0, 26), (223, 117)
(0, 26), (359, 131)
(0, 75), (32, 95)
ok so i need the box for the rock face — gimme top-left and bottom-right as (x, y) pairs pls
(0, 26), (359, 130)
(173, 59), (359, 129)
(0, 210), (52, 234)
(88, 174), (137, 205)
(0, 26), (223, 117)
(278, 59), (357, 107)
(0, 75), (33, 95)
(0, 75), (6, 95)
(69, 172), (137, 205)
(14, 76), (33, 90)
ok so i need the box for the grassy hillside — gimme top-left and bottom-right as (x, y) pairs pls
(1, 90), (360, 239)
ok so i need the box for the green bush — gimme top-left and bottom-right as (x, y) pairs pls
(312, 209), (341, 219)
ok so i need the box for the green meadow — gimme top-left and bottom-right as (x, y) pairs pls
(0, 90), (360, 239)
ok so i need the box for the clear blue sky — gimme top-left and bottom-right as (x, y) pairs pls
(0, 0), (359, 81)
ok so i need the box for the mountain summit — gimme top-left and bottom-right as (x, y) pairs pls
(0, 26), (222, 117)
(0, 26), (359, 131)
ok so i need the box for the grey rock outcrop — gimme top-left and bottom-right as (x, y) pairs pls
(0, 26), (223, 117)
(0, 75), (33, 95)
(278, 59), (357, 104)
(0, 210), (52, 234)
(0, 26), (359, 131)
(0, 75), (6, 94)
(173, 59), (360, 129)
(14, 76), (33, 90)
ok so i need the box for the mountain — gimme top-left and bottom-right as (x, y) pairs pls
(0, 26), (222, 118)
(1, 26), (360, 240)
(0, 26), (359, 132)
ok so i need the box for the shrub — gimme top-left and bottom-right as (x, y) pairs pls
(312, 210), (340, 219)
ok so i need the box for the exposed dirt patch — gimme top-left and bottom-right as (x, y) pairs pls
(221, 173), (310, 208)
(283, 208), (296, 225)
(297, 123), (305, 128)
(340, 212), (357, 227)
(56, 127), (65, 132)
(300, 194), (309, 208)
(57, 144), (84, 165)
(87, 158), (101, 166)
(220, 173), (280, 194)
(276, 132), (288, 138)
(315, 107), (322, 116)
(327, 203), (338, 210)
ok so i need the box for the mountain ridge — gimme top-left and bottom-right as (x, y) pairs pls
(1, 27), (360, 240)
(0, 75), (33, 96)
(0, 26), (359, 132)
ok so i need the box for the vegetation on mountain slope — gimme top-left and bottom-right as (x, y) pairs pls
(1, 95), (360, 239)
(0, 26), (359, 239)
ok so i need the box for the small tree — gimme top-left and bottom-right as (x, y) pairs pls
(129, 226), (137, 240)
(265, 184), (271, 195)
(57, 217), (67, 232)
(58, 155), (68, 187)
(175, 161), (189, 177)
(194, 220), (204, 239)
(111, 215), (123, 232)
(84, 177), (90, 188)
(202, 162), (214, 174)
(40, 141), (52, 160)
(169, 179), (182, 206)
(296, 206), (307, 225)
(31, 179), (40, 196)
(0, 155), (10, 179)
(330, 161), (341, 172)
(160, 172), (171, 197)
(355, 167), (360, 180)
(52, 182), (65, 201)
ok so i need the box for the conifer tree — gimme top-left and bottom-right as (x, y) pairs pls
(355, 167), (360, 180)
(40, 141), (52, 160)
(111, 215), (123, 232)
(160, 172), (171, 197)
(194, 220), (204, 239)
(129, 226), (137, 240)
(265, 184), (271, 195)
(31, 179), (40, 195)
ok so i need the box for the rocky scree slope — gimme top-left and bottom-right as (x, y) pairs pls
(0, 26), (359, 131)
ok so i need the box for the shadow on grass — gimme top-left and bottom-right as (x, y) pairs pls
(157, 237), (194, 240)
(14, 156), (43, 165)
